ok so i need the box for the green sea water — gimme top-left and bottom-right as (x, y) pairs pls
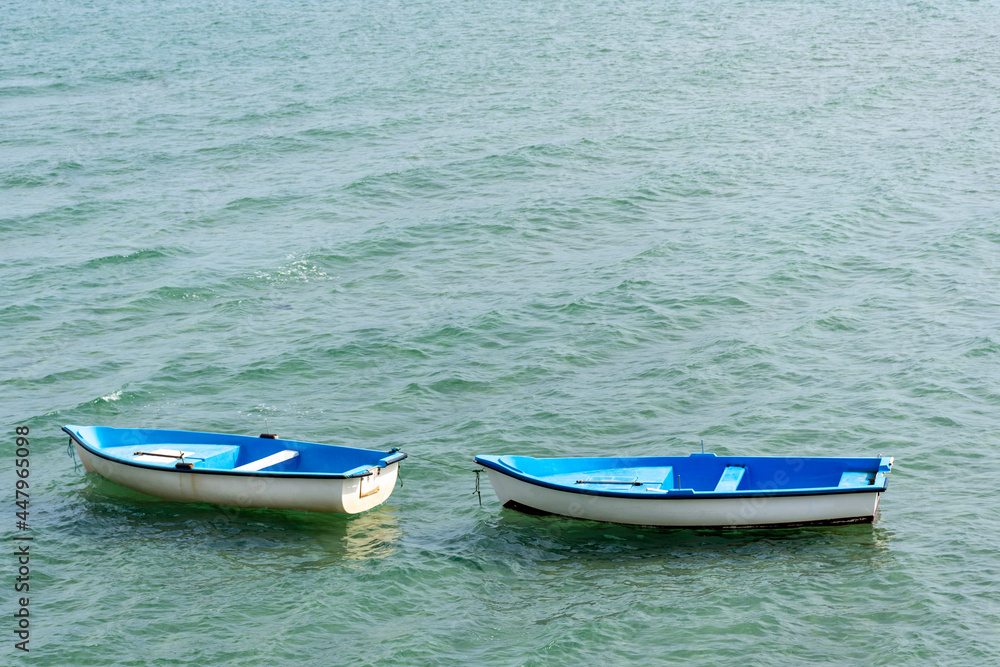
(3, 0), (999, 663)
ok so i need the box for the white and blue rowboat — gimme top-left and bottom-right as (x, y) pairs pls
(64, 425), (406, 513)
(473, 453), (893, 528)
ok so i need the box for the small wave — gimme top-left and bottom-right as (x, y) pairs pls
(246, 258), (332, 285)
(963, 336), (1000, 358)
(428, 377), (495, 394)
(1, 173), (52, 188)
(298, 127), (360, 140)
(223, 193), (307, 211)
(0, 80), (72, 97)
(81, 247), (180, 269)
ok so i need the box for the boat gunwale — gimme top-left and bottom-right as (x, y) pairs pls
(65, 427), (406, 480)
(474, 455), (890, 500)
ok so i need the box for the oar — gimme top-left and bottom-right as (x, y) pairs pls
(133, 451), (205, 460)
(575, 480), (652, 486)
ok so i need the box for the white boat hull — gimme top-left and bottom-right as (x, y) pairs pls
(483, 468), (881, 528)
(76, 443), (400, 514)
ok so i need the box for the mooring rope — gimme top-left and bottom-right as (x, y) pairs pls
(67, 437), (80, 471)
(404, 452), (485, 506)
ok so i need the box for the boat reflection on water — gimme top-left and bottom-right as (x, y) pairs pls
(75, 477), (403, 566)
(471, 509), (897, 571)
(307, 508), (403, 565)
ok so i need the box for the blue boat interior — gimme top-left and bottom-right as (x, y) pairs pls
(482, 453), (891, 495)
(64, 425), (401, 476)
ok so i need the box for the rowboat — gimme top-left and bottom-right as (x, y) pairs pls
(64, 425), (406, 513)
(473, 452), (893, 528)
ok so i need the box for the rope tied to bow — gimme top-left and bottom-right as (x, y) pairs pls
(404, 452), (485, 506)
